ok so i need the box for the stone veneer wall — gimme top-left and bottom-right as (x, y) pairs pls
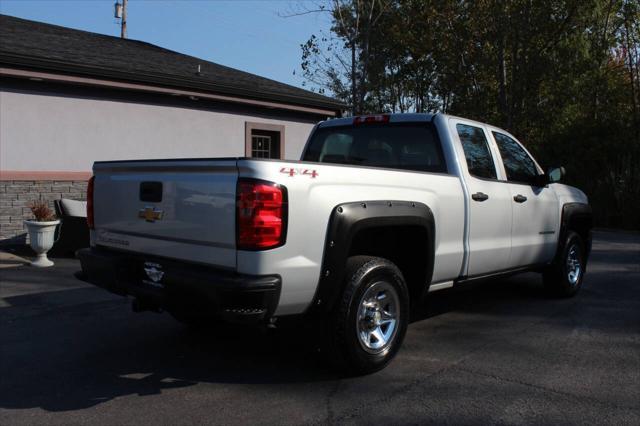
(0, 180), (87, 242)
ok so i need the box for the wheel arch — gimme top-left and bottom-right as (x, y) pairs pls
(557, 202), (593, 262)
(307, 200), (435, 314)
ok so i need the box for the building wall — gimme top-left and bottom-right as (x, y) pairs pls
(0, 83), (323, 241)
(0, 87), (317, 173)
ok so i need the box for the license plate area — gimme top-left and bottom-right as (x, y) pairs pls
(140, 261), (165, 288)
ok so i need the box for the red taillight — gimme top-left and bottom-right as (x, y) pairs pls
(87, 176), (95, 229)
(353, 114), (390, 125)
(237, 179), (287, 250)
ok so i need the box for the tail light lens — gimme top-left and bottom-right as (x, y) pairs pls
(87, 176), (95, 229)
(237, 178), (287, 250)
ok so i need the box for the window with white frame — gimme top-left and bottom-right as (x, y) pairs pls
(245, 122), (284, 159)
(251, 134), (273, 158)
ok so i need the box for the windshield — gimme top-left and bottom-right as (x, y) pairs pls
(302, 123), (447, 174)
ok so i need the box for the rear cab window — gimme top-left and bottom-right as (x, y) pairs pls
(302, 123), (448, 174)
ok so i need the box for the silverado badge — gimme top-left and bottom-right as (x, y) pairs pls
(138, 206), (163, 222)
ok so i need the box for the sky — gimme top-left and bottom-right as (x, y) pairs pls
(0, 0), (332, 89)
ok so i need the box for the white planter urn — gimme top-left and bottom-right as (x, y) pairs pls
(24, 220), (60, 267)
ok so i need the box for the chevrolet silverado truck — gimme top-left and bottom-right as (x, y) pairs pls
(77, 113), (592, 374)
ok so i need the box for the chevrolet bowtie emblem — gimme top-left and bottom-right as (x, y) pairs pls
(138, 206), (164, 222)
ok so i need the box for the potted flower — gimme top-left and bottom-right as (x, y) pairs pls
(24, 201), (60, 267)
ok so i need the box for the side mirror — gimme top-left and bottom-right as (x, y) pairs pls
(534, 173), (549, 187)
(547, 166), (565, 183)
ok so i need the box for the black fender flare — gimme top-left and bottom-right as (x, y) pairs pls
(306, 200), (435, 314)
(556, 202), (593, 263)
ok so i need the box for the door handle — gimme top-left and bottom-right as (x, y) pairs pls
(513, 194), (527, 203)
(471, 192), (489, 202)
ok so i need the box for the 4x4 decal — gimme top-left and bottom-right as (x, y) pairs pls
(280, 167), (318, 178)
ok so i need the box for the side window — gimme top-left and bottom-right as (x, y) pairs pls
(492, 132), (539, 184)
(456, 124), (497, 179)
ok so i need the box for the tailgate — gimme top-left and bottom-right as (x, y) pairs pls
(92, 159), (237, 269)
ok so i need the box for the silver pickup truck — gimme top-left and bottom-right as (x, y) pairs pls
(77, 113), (592, 374)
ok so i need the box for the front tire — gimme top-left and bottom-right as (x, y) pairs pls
(543, 231), (586, 297)
(328, 256), (409, 375)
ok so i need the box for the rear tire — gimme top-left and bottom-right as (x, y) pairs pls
(328, 256), (409, 375)
(543, 231), (585, 297)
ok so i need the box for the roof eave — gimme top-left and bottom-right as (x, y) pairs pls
(0, 52), (346, 112)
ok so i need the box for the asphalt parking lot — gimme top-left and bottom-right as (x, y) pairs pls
(0, 230), (638, 425)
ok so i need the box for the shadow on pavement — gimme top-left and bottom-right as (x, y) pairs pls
(0, 285), (341, 412)
(0, 230), (637, 413)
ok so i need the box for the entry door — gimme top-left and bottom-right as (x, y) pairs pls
(491, 131), (559, 266)
(508, 183), (559, 265)
(452, 121), (513, 276)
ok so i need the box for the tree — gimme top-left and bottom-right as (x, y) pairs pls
(299, 0), (392, 114)
(298, 0), (640, 228)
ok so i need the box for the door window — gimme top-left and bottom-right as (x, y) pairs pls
(492, 132), (539, 185)
(456, 124), (497, 179)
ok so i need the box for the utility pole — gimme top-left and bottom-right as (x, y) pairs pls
(121, 0), (127, 39)
(114, 0), (128, 39)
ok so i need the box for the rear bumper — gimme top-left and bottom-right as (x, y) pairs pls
(76, 247), (281, 323)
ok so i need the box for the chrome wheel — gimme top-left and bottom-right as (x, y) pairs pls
(566, 244), (582, 285)
(356, 281), (399, 354)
